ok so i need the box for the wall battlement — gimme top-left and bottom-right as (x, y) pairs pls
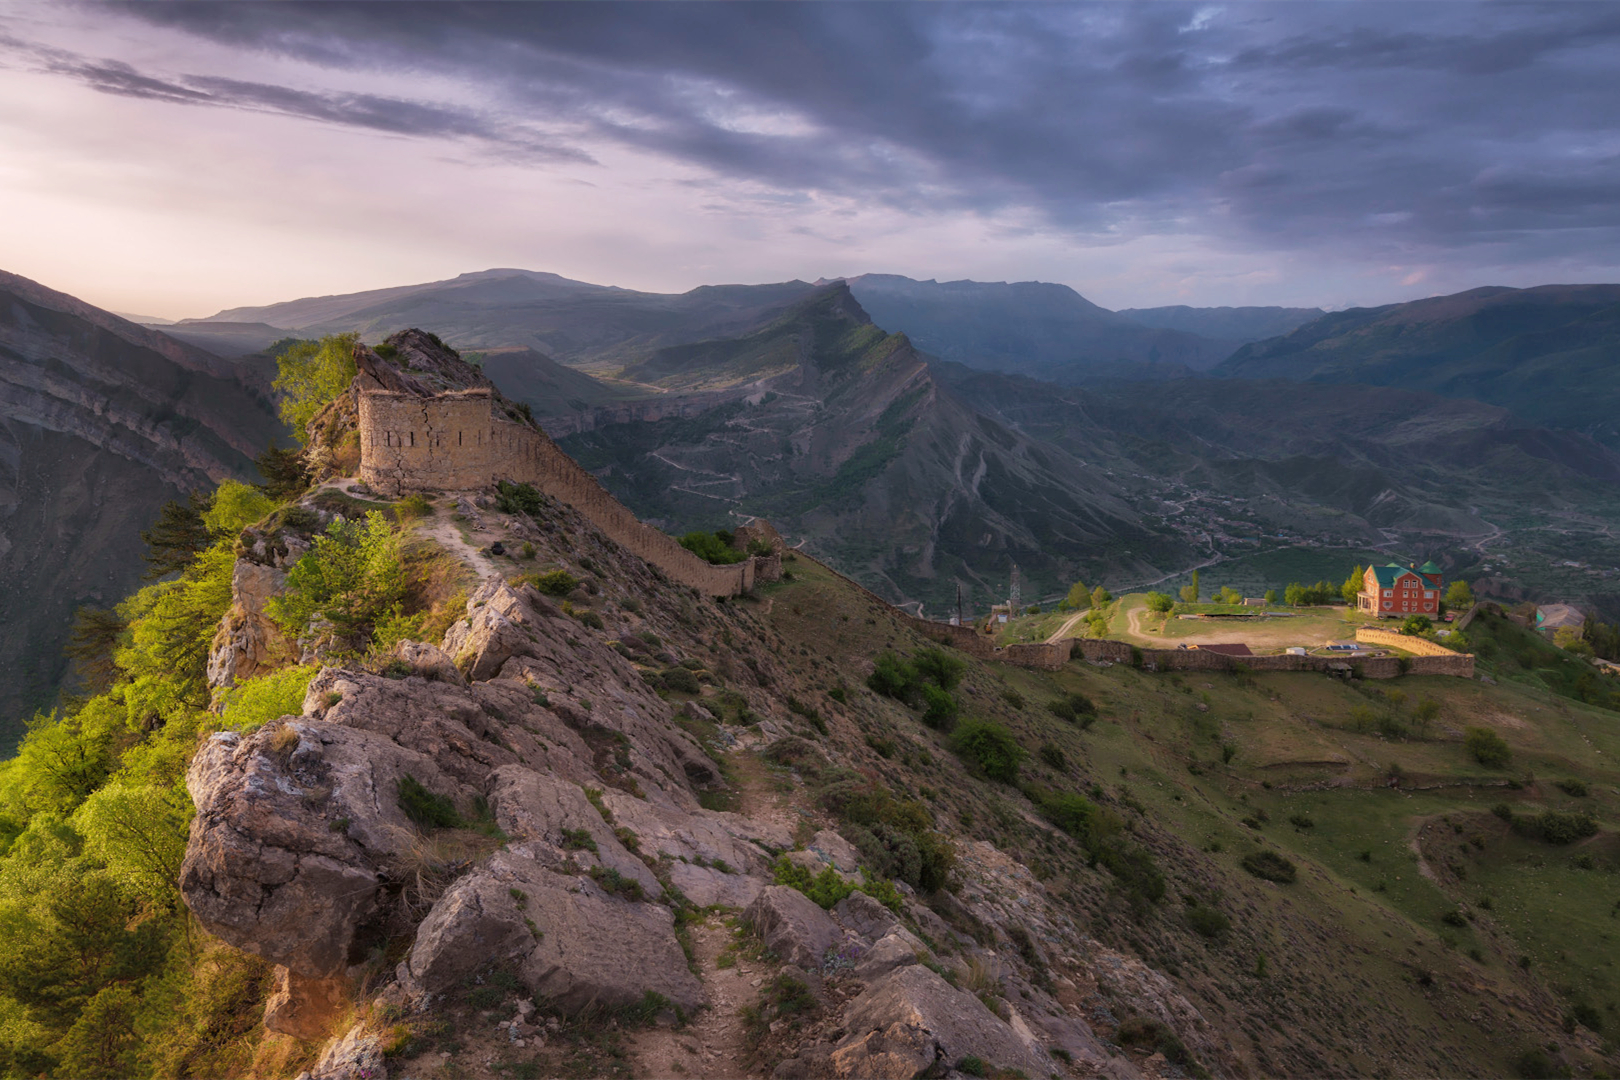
(356, 388), (768, 597)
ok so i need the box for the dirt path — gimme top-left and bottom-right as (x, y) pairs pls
(629, 920), (765, 1078)
(1044, 608), (1091, 644)
(419, 513), (501, 581)
(1407, 817), (1441, 884)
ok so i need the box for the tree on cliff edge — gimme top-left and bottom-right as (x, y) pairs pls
(273, 333), (358, 443)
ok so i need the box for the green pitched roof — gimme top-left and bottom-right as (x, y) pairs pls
(1418, 560), (1441, 574)
(1369, 563), (1420, 587)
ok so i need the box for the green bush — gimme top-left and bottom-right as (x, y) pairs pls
(1186, 905), (1230, 938)
(1240, 850), (1298, 883)
(662, 666), (701, 694)
(1047, 691), (1096, 725)
(1521, 810), (1598, 845)
(494, 480), (544, 516)
(219, 665), (320, 733)
(1464, 727), (1512, 768)
(525, 569), (579, 597)
(1038, 742), (1067, 771)
(818, 778), (955, 893)
(912, 647), (964, 691)
(1145, 591), (1175, 613)
(950, 719), (1025, 783)
(1555, 778), (1589, 797)
(397, 775), (462, 829)
(919, 684), (960, 731)
(867, 651), (917, 701)
(678, 531), (747, 565)
(772, 858), (857, 909)
(268, 512), (411, 652)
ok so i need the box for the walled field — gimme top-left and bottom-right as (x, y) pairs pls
(1098, 593), (1370, 651)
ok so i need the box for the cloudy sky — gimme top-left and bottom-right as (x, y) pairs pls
(3, 1), (1618, 318)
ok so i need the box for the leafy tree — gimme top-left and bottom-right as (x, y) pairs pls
(72, 782), (190, 906)
(1144, 592), (1174, 613)
(1445, 580), (1475, 610)
(1401, 614), (1433, 635)
(1062, 580), (1090, 611)
(118, 543), (236, 716)
(139, 492), (213, 580)
(64, 607), (125, 694)
(1464, 727), (1511, 768)
(1090, 584), (1113, 608)
(1554, 626), (1593, 656)
(1342, 565), (1364, 605)
(919, 684), (960, 731)
(678, 531), (746, 565)
(1179, 570), (1200, 605)
(912, 647), (964, 691)
(269, 512), (410, 652)
(949, 719), (1024, 783)
(1284, 582), (1306, 607)
(273, 333), (358, 442)
(1217, 586), (1242, 605)
(253, 443), (308, 500)
(219, 666), (320, 733)
(1264, 589), (1277, 604)
(201, 479), (275, 536)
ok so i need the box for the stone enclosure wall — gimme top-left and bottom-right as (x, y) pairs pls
(357, 390), (770, 598)
(1356, 627), (1464, 658)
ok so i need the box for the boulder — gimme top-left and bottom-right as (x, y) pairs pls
(834, 891), (900, 942)
(264, 967), (349, 1040)
(744, 886), (841, 970)
(667, 861), (765, 909)
(388, 640), (466, 686)
(854, 930), (924, 981)
(180, 722), (468, 977)
(599, 788), (789, 875)
(405, 851), (703, 1014)
(827, 964), (1051, 1080)
(309, 1023), (387, 1080)
(808, 829), (863, 874)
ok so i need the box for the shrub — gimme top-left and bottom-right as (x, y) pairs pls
(526, 569), (579, 597)
(1186, 905), (1230, 938)
(950, 719), (1024, 783)
(1523, 810), (1598, 845)
(919, 684), (960, 731)
(1145, 592), (1174, 613)
(397, 775), (462, 829)
(268, 512), (411, 651)
(1555, 778), (1589, 797)
(560, 827), (597, 852)
(219, 665), (320, 733)
(867, 651), (917, 702)
(772, 858), (857, 909)
(1288, 814), (1315, 830)
(1464, 727), (1512, 768)
(395, 493), (434, 521)
(1240, 850), (1297, 883)
(494, 480), (544, 516)
(1047, 691), (1096, 725)
(678, 531), (746, 565)
(587, 865), (646, 901)
(661, 666), (701, 694)
(912, 647), (965, 691)
(1038, 742), (1067, 771)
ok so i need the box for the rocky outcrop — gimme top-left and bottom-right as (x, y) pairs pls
(402, 850), (703, 1013)
(264, 968), (349, 1041)
(306, 1023), (387, 1080)
(827, 964), (1052, 1080)
(207, 559), (289, 693)
(744, 886), (842, 970)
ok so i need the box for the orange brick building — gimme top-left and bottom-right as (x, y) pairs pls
(1358, 561), (1442, 618)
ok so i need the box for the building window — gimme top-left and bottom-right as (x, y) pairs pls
(1383, 590), (1392, 597)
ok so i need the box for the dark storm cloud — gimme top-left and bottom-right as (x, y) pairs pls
(51, 2), (1620, 266)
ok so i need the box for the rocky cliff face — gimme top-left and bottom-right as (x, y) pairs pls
(178, 474), (1235, 1080)
(0, 270), (283, 741)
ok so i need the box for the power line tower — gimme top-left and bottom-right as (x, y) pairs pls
(1009, 563), (1021, 611)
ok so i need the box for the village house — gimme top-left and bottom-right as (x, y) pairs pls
(1357, 561), (1443, 618)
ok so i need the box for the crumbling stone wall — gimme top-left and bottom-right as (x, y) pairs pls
(357, 389), (767, 597)
(1356, 627), (1463, 658)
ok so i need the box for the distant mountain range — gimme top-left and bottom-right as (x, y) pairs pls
(1219, 284), (1620, 446)
(0, 271), (283, 741)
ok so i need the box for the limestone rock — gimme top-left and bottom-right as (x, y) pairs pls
(264, 967), (350, 1040)
(854, 930), (925, 981)
(808, 829), (862, 874)
(599, 788), (789, 875)
(744, 885), (841, 970)
(667, 860), (765, 909)
(405, 850), (703, 1013)
(180, 722), (469, 977)
(388, 640), (466, 686)
(828, 964), (1050, 1080)
(834, 891), (900, 943)
(207, 559), (288, 692)
(488, 765), (660, 898)
(309, 1023), (387, 1080)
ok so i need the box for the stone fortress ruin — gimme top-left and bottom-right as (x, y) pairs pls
(341, 330), (780, 598)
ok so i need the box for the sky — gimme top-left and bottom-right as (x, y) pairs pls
(2, 1), (1619, 319)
